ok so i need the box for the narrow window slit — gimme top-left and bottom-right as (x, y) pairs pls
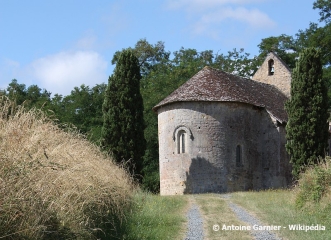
(236, 145), (242, 167)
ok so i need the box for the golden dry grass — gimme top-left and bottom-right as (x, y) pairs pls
(0, 97), (135, 239)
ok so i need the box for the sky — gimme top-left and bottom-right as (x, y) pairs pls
(0, 0), (321, 97)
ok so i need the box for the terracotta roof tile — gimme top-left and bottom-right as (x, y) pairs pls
(153, 66), (288, 123)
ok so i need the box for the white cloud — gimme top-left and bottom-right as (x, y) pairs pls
(165, 0), (275, 37)
(166, 0), (267, 11)
(193, 7), (275, 35)
(30, 51), (108, 96)
(74, 32), (98, 50)
(0, 51), (108, 96)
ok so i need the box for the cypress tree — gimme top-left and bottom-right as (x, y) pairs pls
(102, 49), (146, 176)
(285, 48), (329, 177)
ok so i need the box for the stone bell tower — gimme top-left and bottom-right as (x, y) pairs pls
(252, 52), (292, 97)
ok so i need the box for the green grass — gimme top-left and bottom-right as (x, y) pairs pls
(231, 189), (331, 240)
(114, 192), (188, 240)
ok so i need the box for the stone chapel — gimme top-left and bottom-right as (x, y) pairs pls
(153, 52), (293, 196)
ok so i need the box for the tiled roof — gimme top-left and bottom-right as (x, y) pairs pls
(153, 66), (288, 123)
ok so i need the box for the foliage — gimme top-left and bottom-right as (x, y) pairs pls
(55, 84), (106, 144)
(102, 49), (146, 176)
(296, 1), (331, 105)
(256, 34), (298, 69)
(295, 157), (331, 209)
(112, 38), (170, 76)
(285, 48), (329, 177)
(296, 23), (331, 66)
(313, 0), (331, 23)
(213, 48), (254, 77)
(0, 97), (135, 239)
(6, 79), (51, 109)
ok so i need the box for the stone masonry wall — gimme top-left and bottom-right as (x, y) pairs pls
(158, 101), (290, 195)
(252, 52), (292, 97)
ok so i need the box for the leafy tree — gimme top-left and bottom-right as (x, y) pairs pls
(49, 93), (65, 119)
(49, 84), (106, 143)
(256, 34), (298, 69)
(296, 23), (331, 66)
(26, 85), (51, 109)
(213, 48), (253, 77)
(6, 79), (51, 109)
(296, 1), (331, 105)
(285, 48), (329, 177)
(112, 38), (170, 76)
(88, 84), (107, 142)
(6, 79), (27, 106)
(102, 49), (146, 176)
(313, 0), (331, 23)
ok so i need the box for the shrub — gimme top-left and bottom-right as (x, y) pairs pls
(295, 157), (331, 209)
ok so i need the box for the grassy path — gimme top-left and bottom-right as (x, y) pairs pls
(114, 190), (331, 239)
(230, 190), (331, 240)
(193, 194), (253, 240)
(190, 190), (331, 240)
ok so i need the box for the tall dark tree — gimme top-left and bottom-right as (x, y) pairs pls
(285, 48), (329, 177)
(102, 49), (146, 176)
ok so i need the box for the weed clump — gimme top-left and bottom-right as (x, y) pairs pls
(295, 157), (331, 209)
(0, 97), (135, 239)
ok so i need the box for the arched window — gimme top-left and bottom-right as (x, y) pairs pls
(268, 59), (274, 75)
(173, 125), (193, 154)
(236, 145), (242, 167)
(177, 130), (186, 154)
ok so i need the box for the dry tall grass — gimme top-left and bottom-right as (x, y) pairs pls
(0, 97), (135, 239)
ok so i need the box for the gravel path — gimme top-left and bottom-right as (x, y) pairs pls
(184, 194), (281, 240)
(184, 202), (204, 240)
(228, 202), (282, 240)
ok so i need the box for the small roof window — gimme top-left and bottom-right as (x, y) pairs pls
(268, 59), (274, 75)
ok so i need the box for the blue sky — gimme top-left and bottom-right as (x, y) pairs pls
(0, 0), (321, 96)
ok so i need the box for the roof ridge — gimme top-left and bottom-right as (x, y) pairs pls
(153, 67), (288, 123)
(203, 66), (289, 93)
